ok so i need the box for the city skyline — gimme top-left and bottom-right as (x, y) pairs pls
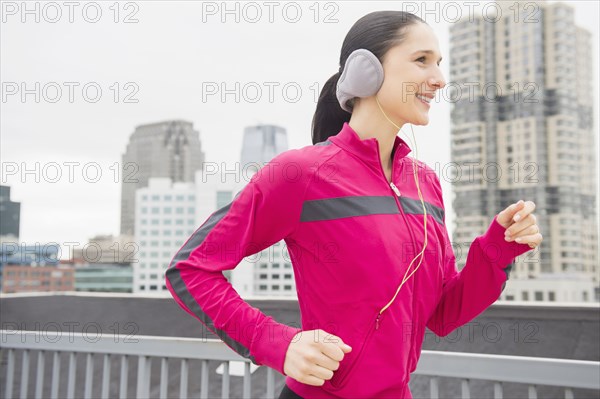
(2, 1), (599, 257)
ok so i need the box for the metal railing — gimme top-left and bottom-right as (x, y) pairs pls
(1, 329), (599, 399)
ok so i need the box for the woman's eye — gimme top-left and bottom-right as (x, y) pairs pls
(416, 56), (426, 63)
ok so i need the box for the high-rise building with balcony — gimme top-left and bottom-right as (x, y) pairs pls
(448, 1), (597, 301)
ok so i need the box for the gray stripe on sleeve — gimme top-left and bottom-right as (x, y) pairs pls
(165, 200), (258, 364)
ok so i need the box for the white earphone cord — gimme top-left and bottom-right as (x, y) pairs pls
(375, 95), (429, 318)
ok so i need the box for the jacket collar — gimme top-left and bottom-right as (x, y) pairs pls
(329, 122), (412, 172)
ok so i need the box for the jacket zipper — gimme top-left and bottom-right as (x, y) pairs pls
(373, 144), (420, 331)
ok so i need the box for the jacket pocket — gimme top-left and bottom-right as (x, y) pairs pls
(328, 311), (379, 390)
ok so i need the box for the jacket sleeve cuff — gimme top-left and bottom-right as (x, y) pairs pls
(478, 215), (532, 269)
(251, 320), (302, 376)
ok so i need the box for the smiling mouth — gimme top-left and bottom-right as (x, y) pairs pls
(416, 95), (431, 108)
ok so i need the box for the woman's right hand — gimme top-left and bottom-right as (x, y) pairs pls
(283, 329), (352, 386)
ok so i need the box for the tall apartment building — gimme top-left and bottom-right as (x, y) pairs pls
(449, 1), (597, 301)
(120, 120), (205, 236)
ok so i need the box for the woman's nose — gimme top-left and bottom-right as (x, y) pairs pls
(430, 73), (446, 89)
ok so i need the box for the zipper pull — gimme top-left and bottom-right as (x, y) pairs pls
(390, 182), (401, 197)
(375, 313), (381, 330)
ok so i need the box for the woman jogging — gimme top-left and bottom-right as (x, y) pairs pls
(165, 10), (543, 399)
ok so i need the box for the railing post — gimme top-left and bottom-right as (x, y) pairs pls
(119, 355), (129, 399)
(20, 349), (29, 399)
(430, 377), (439, 399)
(159, 357), (168, 399)
(35, 350), (45, 399)
(266, 367), (275, 399)
(136, 355), (151, 399)
(200, 359), (209, 399)
(221, 361), (230, 399)
(50, 351), (60, 399)
(461, 378), (470, 399)
(180, 358), (188, 399)
(84, 353), (94, 399)
(243, 361), (251, 399)
(101, 354), (111, 399)
(565, 388), (574, 399)
(493, 382), (503, 399)
(5, 348), (15, 399)
(528, 384), (537, 399)
(67, 352), (76, 399)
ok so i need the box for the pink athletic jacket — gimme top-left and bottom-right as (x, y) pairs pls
(165, 122), (532, 398)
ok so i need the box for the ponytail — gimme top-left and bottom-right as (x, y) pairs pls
(311, 71), (351, 145)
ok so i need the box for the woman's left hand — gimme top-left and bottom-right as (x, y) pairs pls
(496, 200), (543, 249)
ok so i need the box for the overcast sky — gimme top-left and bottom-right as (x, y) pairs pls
(1, 0), (599, 256)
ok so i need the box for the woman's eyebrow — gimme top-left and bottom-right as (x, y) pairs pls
(412, 50), (443, 63)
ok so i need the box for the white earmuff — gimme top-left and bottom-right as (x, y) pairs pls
(336, 49), (385, 113)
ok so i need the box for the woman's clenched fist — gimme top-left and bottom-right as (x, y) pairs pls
(283, 329), (352, 386)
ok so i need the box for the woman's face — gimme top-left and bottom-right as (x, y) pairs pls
(377, 22), (446, 126)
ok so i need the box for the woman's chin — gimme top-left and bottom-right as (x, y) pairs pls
(412, 114), (429, 126)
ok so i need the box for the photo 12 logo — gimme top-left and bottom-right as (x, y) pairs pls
(1, 1), (140, 24)
(2, 82), (140, 104)
(200, 1), (340, 24)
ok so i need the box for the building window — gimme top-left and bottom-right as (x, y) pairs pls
(506, 295), (515, 301)
(534, 291), (543, 301)
(548, 291), (556, 301)
(216, 191), (233, 209)
(272, 285), (280, 290)
(284, 285), (292, 290)
(272, 263), (280, 269)
(522, 291), (529, 301)
(259, 274), (267, 280)
(259, 284), (267, 290)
